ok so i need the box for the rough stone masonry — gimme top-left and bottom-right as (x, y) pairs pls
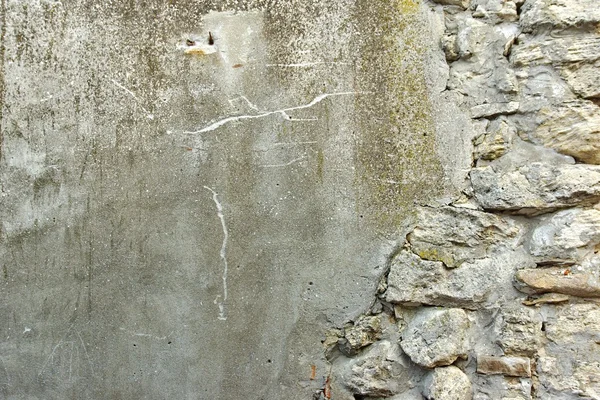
(0, 0), (598, 399)
(326, 0), (600, 399)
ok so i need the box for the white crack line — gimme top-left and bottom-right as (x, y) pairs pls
(111, 79), (154, 120)
(265, 62), (351, 68)
(185, 92), (359, 134)
(118, 327), (170, 341)
(204, 186), (229, 321)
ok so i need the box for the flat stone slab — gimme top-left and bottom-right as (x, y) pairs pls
(471, 102), (519, 119)
(471, 163), (600, 214)
(515, 267), (600, 298)
(477, 356), (532, 377)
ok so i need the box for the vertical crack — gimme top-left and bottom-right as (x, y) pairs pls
(204, 186), (229, 321)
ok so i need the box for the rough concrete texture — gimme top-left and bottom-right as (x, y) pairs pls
(3, 0), (600, 398)
(0, 0), (471, 398)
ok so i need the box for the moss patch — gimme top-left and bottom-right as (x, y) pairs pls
(353, 0), (443, 228)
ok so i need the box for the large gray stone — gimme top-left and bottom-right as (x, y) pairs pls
(526, 101), (600, 164)
(338, 315), (383, 356)
(385, 250), (528, 309)
(520, 0), (600, 31)
(512, 34), (600, 67)
(422, 366), (472, 400)
(400, 308), (469, 368)
(545, 303), (600, 348)
(471, 163), (600, 214)
(536, 304), (600, 398)
(560, 62), (600, 99)
(473, 118), (516, 161)
(527, 208), (600, 264)
(341, 341), (406, 398)
(496, 304), (542, 355)
(447, 15), (520, 104)
(407, 206), (523, 268)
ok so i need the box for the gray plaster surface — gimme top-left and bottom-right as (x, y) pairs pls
(0, 0), (466, 398)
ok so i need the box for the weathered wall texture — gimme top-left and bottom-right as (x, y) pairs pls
(0, 0), (598, 399)
(0, 0), (469, 399)
(326, 0), (600, 399)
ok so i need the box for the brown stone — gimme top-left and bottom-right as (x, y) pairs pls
(522, 293), (569, 306)
(477, 356), (531, 377)
(515, 268), (600, 298)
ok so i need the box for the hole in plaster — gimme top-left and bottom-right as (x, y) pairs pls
(541, 322), (546, 332)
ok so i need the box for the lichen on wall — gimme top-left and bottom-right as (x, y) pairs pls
(353, 0), (444, 226)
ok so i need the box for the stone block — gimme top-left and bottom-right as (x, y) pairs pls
(471, 102), (519, 119)
(520, 0), (600, 31)
(528, 101), (600, 164)
(471, 163), (600, 214)
(400, 308), (469, 368)
(385, 250), (527, 310)
(477, 356), (532, 377)
(515, 267), (600, 298)
(407, 206), (523, 268)
(422, 366), (472, 400)
(527, 208), (600, 264)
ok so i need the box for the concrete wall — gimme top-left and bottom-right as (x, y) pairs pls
(0, 0), (469, 398)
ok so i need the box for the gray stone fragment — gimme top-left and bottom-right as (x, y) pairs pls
(561, 62), (600, 99)
(496, 305), (542, 355)
(527, 208), (600, 264)
(471, 102), (519, 119)
(342, 341), (406, 398)
(473, 118), (516, 161)
(407, 206), (523, 268)
(400, 308), (469, 368)
(471, 163), (600, 214)
(339, 315), (383, 356)
(526, 101), (600, 164)
(520, 0), (600, 31)
(385, 250), (528, 309)
(477, 356), (531, 377)
(422, 366), (472, 400)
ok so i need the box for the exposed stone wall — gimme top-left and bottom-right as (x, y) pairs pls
(325, 0), (600, 398)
